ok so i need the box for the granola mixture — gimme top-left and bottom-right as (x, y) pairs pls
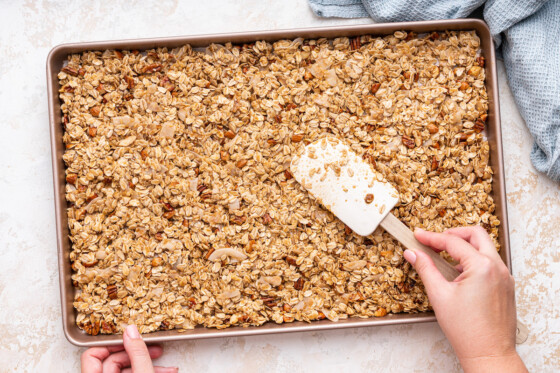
(59, 30), (499, 335)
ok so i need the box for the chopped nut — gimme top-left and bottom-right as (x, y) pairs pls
(236, 159), (247, 168)
(220, 151), (229, 161)
(284, 169), (293, 180)
(459, 81), (470, 91)
(427, 123), (438, 134)
(142, 63), (163, 73)
(474, 120), (485, 133)
(88, 126), (97, 137)
(294, 278), (304, 290)
(285, 256), (297, 266)
(182, 219), (189, 228)
(163, 211), (175, 219)
(107, 285), (118, 300)
(66, 173), (77, 184)
(86, 193), (98, 203)
(125, 76), (135, 90)
(224, 130), (236, 139)
(62, 66), (79, 76)
(89, 106), (101, 117)
(364, 193), (374, 204)
(402, 135), (415, 149)
(230, 215), (246, 225)
(468, 66), (482, 77)
(477, 56), (485, 67)
(291, 134), (304, 142)
(262, 213), (273, 225)
(370, 82), (381, 94)
(374, 307), (387, 317)
(151, 257), (163, 267)
(431, 156), (439, 172)
(267, 139), (277, 146)
(350, 37), (361, 50)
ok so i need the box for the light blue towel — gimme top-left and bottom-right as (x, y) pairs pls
(309, 0), (560, 181)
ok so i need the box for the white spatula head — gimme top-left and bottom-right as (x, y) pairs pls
(290, 137), (399, 236)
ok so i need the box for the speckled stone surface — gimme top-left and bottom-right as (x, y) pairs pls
(0, 1), (558, 372)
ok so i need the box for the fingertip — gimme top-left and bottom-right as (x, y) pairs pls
(125, 324), (142, 340)
(403, 249), (416, 265)
(148, 345), (164, 358)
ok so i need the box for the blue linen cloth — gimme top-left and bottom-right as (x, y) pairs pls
(308, 0), (560, 181)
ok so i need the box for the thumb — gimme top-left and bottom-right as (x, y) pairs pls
(403, 249), (449, 302)
(123, 324), (155, 373)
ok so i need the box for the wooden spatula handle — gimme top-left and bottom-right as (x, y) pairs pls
(380, 213), (529, 344)
(380, 213), (460, 281)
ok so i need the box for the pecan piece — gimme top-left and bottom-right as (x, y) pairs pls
(220, 151), (229, 161)
(402, 135), (415, 149)
(294, 278), (304, 291)
(62, 66), (79, 76)
(182, 219), (189, 228)
(474, 120), (485, 133)
(262, 297), (279, 308)
(350, 37), (361, 50)
(370, 82), (381, 94)
(236, 159), (247, 168)
(284, 169), (293, 180)
(364, 193), (374, 204)
(155, 232), (164, 241)
(431, 156), (439, 172)
(477, 56), (486, 67)
(88, 126), (97, 137)
(86, 193), (98, 203)
(66, 173), (77, 184)
(438, 209), (446, 217)
(163, 210), (175, 219)
(262, 213), (273, 225)
(267, 139), (277, 146)
(231, 215), (246, 225)
(285, 256), (297, 266)
(124, 76), (135, 90)
(142, 63), (163, 73)
(107, 284), (118, 299)
(90, 106), (101, 117)
(291, 134), (304, 143)
(429, 32), (440, 40)
(374, 307), (387, 317)
(427, 123), (438, 134)
(344, 225), (352, 235)
(224, 130), (236, 139)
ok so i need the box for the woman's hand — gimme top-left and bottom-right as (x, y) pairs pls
(404, 226), (527, 372)
(81, 324), (178, 373)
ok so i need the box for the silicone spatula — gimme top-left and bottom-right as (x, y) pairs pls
(290, 136), (460, 281)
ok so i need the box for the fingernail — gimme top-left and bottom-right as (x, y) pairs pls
(403, 249), (416, 265)
(126, 324), (141, 339)
(414, 228), (425, 233)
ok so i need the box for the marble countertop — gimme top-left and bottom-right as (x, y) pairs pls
(1, 1), (558, 371)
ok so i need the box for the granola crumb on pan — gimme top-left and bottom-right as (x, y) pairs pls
(58, 30), (499, 335)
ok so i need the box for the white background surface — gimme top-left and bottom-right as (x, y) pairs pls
(0, 1), (558, 372)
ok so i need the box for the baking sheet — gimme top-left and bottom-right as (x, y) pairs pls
(47, 18), (510, 347)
